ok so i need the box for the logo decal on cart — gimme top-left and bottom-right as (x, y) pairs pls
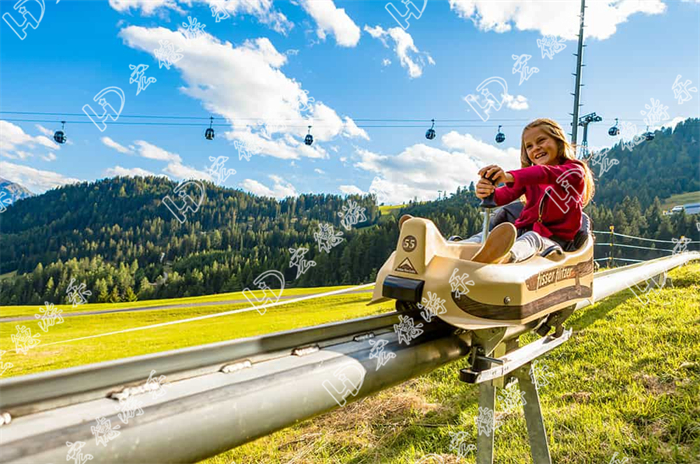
(395, 257), (417, 274)
(402, 235), (417, 252)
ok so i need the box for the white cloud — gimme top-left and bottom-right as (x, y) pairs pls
(240, 175), (297, 199)
(105, 165), (158, 177)
(119, 26), (366, 160)
(0, 161), (81, 194)
(42, 152), (57, 162)
(314, 168), (326, 174)
(133, 140), (182, 163)
(101, 136), (134, 154)
(35, 124), (54, 137)
(382, 58), (391, 66)
(353, 131), (521, 204)
(339, 185), (364, 195)
(448, 0), (666, 41)
(0, 120), (60, 158)
(364, 25), (434, 78)
(109, 0), (292, 33)
(199, 0), (292, 34)
(502, 93), (529, 110)
(298, 0), (361, 47)
(162, 162), (213, 181)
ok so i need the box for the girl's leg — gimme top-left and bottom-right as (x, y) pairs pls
(509, 231), (561, 263)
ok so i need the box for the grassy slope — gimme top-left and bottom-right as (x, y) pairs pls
(661, 191), (700, 210)
(0, 289), (387, 377)
(0, 284), (366, 318)
(201, 263), (700, 464)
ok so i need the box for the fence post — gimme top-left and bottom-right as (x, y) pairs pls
(609, 225), (614, 267)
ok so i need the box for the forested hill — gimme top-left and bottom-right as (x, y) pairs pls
(0, 119), (698, 306)
(590, 118), (699, 209)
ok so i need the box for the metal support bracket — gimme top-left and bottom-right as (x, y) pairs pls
(462, 330), (569, 464)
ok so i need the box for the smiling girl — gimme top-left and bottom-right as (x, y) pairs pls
(471, 118), (595, 263)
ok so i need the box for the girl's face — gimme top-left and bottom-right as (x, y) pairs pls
(523, 127), (559, 166)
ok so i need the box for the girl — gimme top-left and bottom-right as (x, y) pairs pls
(471, 118), (595, 263)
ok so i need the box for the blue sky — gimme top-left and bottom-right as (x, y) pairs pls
(1, 0), (698, 203)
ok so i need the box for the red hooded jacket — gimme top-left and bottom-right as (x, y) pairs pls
(494, 159), (586, 241)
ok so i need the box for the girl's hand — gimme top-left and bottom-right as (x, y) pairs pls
(478, 165), (514, 184)
(475, 178), (495, 199)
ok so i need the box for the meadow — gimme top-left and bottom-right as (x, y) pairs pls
(200, 264), (700, 464)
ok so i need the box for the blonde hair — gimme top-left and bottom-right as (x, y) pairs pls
(520, 118), (595, 206)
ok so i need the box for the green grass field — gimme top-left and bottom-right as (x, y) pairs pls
(0, 286), (384, 377)
(200, 263), (700, 464)
(0, 284), (367, 318)
(661, 191), (700, 211)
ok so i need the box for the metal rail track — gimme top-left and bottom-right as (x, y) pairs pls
(0, 253), (697, 464)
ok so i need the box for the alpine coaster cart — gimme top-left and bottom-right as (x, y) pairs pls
(370, 176), (594, 463)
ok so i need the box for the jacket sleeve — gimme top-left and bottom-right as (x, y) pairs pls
(494, 183), (525, 206)
(509, 161), (585, 191)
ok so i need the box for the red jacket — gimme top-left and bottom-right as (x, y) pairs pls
(494, 160), (586, 241)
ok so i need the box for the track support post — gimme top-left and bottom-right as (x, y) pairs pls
(514, 363), (552, 464)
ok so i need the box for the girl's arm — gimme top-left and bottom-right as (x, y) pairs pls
(506, 162), (585, 191)
(494, 182), (525, 206)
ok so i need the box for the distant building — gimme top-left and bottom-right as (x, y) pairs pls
(670, 203), (700, 215)
(685, 203), (700, 215)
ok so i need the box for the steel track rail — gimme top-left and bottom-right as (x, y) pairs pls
(0, 253), (697, 464)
